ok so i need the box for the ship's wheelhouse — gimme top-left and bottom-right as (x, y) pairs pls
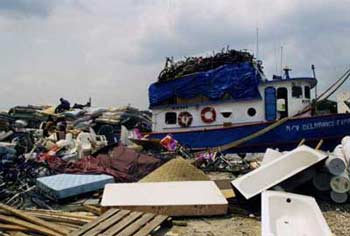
(151, 77), (315, 132)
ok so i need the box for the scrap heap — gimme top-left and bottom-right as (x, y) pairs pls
(1, 105), (350, 234)
(157, 48), (261, 82)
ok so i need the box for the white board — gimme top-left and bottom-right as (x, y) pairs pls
(101, 181), (228, 216)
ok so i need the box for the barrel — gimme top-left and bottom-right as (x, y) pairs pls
(326, 153), (346, 176)
(312, 172), (332, 191)
(330, 171), (350, 193)
(330, 191), (348, 203)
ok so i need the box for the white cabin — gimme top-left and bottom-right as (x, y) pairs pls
(151, 74), (316, 132)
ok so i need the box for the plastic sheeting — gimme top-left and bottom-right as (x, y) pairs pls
(149, 62), (262, 107)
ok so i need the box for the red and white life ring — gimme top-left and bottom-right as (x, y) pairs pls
(178, 111), (193, 128)
(201, 107), (216, 123)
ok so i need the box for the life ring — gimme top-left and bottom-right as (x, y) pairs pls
(201, 107), (216, 123)
(178, 111), (193, 128)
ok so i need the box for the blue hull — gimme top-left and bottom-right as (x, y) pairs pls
(149, 113), (350, 153)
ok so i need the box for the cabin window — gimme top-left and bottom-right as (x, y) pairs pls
(165, 112), (177, 125)
(292, 86), (302, 98)
(304, 86), (311, 99)
(221, 112), (232, 118)
(247, 108), (256, 117)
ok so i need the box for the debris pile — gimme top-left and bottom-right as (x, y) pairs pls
(158, 49), (259, 82)
(2, 100), (350, 235)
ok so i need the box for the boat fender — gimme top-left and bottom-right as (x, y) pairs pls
(178, 111), (193, 128)
(201, 107), (216, 123)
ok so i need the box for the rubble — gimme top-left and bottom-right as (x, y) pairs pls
(2, 101), (350, 235)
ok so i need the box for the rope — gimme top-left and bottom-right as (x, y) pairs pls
(297, 67), (350, 116)
(195, 67), (350, 154)
(316, 67), (350, 101)
(196, 117), (289, 154)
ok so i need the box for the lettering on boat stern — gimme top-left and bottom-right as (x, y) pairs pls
(286, 117), (350, 132)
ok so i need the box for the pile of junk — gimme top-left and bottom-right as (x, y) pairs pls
(1, 105), (350, 235)
(0, 101), (155, 206)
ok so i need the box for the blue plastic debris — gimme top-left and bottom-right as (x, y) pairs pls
(36, 174), (114, 200)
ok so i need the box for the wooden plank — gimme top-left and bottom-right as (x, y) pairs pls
(56, 222), (81, 229)
(0, 204), (69, 235)
(25, 209), (97, 220)
(83, 205), (101, 216)
(0, 215), (63, 236)
(54, 222), (80, 231)
(83, 210), (130, 236)
(316, 139), (324, 150)
(0, 223), (28, 231)
(118, 213), (155, 236)
(68, 209), (119, 236)
(28, 212), (89, 225)
(133, 215), (169, 236)
(102, 211), (143, 236)
(13, 233), (30, 236)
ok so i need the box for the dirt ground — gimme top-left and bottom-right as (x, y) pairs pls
(165, 203), (350, 236)
(163, 172), (350, 236)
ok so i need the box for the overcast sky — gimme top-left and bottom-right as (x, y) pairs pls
(0, 0), (349, 109)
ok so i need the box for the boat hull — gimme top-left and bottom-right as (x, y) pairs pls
(149, 113), (350, 153)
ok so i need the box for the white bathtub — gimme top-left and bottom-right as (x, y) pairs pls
(232, 145), (328, 199)
(262, 191), (332, 236)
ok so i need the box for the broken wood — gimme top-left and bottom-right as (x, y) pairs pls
(28, 212), (90, 225)
(82, 204), (101, 216)
(25, 209), (97, 220)
(0, 214), (63, 236)
(68, 209), (171, 236)
(0, 204), (69, 235)
(69, 209), (119, 236)
(0, 224), (28, 232)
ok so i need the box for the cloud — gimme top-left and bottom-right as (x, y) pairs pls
(0, 0), (349, 109)
(0, 0), (58, 18)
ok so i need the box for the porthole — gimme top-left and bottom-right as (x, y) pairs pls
(247, 108), (256, 117)
(221, 112), (232, 118)
(165, 112), (177, 125)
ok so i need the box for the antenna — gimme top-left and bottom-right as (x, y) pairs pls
(312, 64), (317, 99)
(274, 45), (278, 74)
(280, 46), (283, 76)
(256, 27), (259, 60)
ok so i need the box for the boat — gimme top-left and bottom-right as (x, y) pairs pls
(147, 49), (350, 153)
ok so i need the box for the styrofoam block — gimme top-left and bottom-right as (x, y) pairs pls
(101, 181), (228, 216)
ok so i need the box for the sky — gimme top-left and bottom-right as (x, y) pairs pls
(0, 0), (349, 109)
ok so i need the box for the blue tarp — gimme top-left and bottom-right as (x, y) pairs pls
(149, 62), (262, 107)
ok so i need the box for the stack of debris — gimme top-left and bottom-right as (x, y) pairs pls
(0, 203), (96, 235)
(158, 48), (260, 82)
(3, 101), (350, 235)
